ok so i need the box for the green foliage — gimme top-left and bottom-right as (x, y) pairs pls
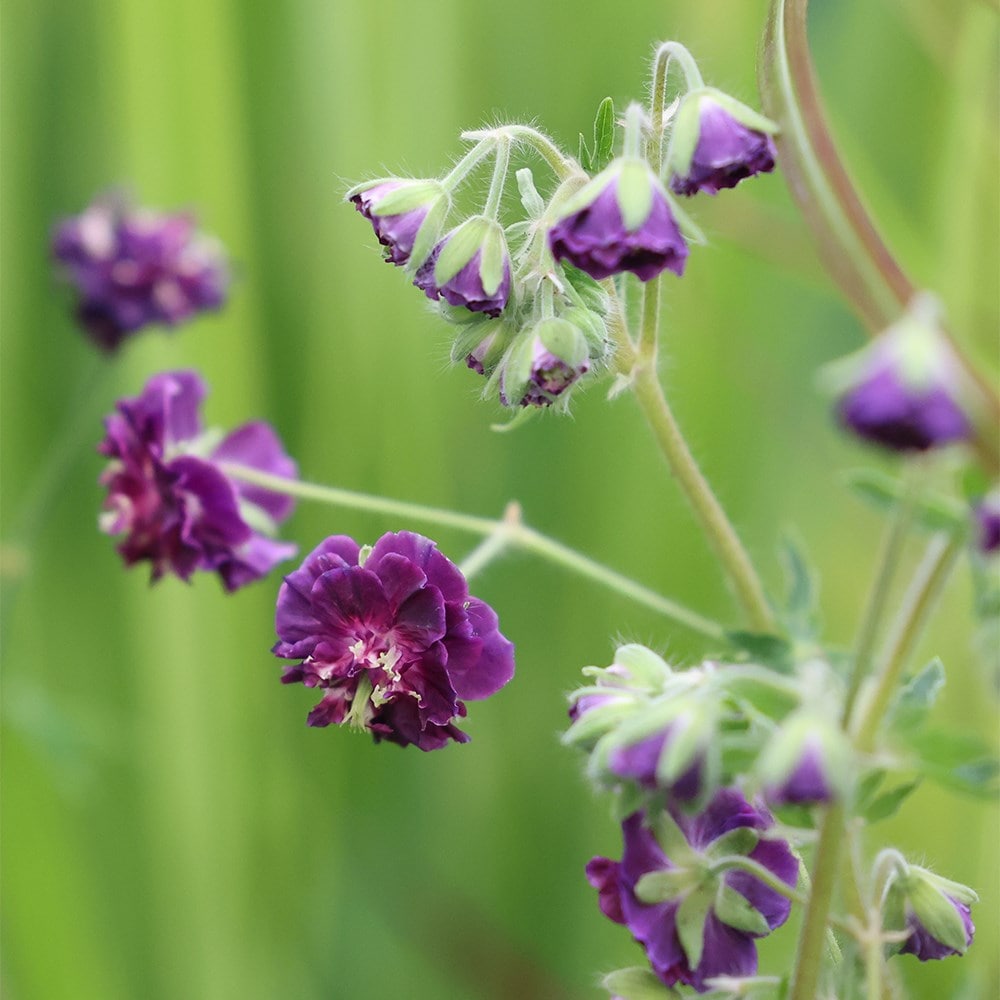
(578, 96), (616, 175)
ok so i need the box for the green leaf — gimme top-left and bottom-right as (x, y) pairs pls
(777, 533), (818, 636)
(592, 96), (616, 173)
(890, 658), (945, 731)
(676, 888), (713, 969)
(725, 631), (794, 673)
(601, 967), (676, 1000)
(714, 882), (772, 935)
(844, 469), (967, 535)
(577, 133), (594, 174)
(904, 727), (1000, 797)
(862, 779), (920, 823)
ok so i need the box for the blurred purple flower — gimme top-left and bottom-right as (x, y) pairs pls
(587, 791), (797, 992)
(548, 162), (688, 281)
(670, 97), (776, 197)
(273, 531), (515, 750)
(764, 738), (834, 807)
(98, 370), (297, 590)
(973, 493), (1000, 555)
(53, 194), (228, 351)
(608, 724), (707, 804)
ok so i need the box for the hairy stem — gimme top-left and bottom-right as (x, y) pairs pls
(463, 126), (582, 183)
(221, 464), (727, 641)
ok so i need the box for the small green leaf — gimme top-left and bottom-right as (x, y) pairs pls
(592, 96), (616, 172)
(890, 658), (945, 731)
(905, 728), (1000, 797)
(705, 826), (759, 860)
(844, 469), (967, 535)
(862, 780), (920, 823)
(714, 882), (772, 935)
(577, 133), (594, 174)
(777, 533), (818, 637)
(602, 967), (676, 1000)
(725, 631), (794, 673)
(676, 887), (713, 969)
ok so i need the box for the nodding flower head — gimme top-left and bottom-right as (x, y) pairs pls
(52, 194), (228, 351)
(349, 178), (448, 267)
(273, 531), (515, 750)
(548, 159), (689, 282)
(98, 370), (297, 590)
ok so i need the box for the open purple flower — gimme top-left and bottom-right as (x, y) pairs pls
(414, 218), (511, 317)
(349, 179), (446, 266)
(548, 159), (688, 281)
(98, 370), (297, 590)
(669, 95), (777, 197)
(53, 194), (228, 352)
(273, 531), (515, 750)
(586, 791), (798, 992)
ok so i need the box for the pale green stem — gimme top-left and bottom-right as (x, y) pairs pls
(221, 464), (727, 642)
(462, 126), (581, 183)
(710, 855), (805, 905)
(458, 502), (520, 580)
(648, 42), (702, 172)
(852, 531), (963, 752)
(622, 103), (646, 161)
(789, 802), (846, 1000)
(866, 929), (884, 1000)
(441, 138), (496, 191)
(628, 363), (776, 632)
(637, 271), (662, 357)
(483, 138), (510, 219)
(842, 478), (917, 723)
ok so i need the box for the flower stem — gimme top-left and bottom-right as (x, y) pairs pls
(627, 363), (776, 632)
(462, 126), (582, 183)
(852, 530), (963, 751)
(483, 138), (511, 219)
(441, 138), (496, 191)
(221, 464), (727, 642)
(651, 41), (705, 104)
(458, 502), (520, 580)
(788, 802), (846, 1000)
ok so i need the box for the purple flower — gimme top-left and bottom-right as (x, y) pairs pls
(608, 723), (707, 804)
(414, 218), (511, 317)
(900, 895), (975, 962)
(273, 531), (515, 750)
(548, 160), (688, 281)
(98, 370), (297, 590)
(52, 195), (228, 351)
(764, 738), (833, 806)
(349, 179), (445, 266)
(587, 791), (798, 993)
(500, 318), (592, 408)
(973, 492), (1000, 555)
(669, 96), (776, 197)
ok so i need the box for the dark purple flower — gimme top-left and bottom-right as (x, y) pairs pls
(414, 219), (511, 317)
(973, 493), (1000, 555)
(98, 370), (297, 590)
(669, 97), (776, 197)
(765, 742), (832, 806)
(53, 195), (228, 351)
(588, 791), (798, 993)
(549, 161), (688, 282)
(273, 531), (515, 750)
(500, 318), (592, 408)
(900, 895), (975, 961)
(349, 179), (445, 266)
(608, 724), (706, 804)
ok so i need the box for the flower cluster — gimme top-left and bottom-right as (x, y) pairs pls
(98, 370), (297, 590)
(53, 194), (228, 351)
(273, 531), (515, 750)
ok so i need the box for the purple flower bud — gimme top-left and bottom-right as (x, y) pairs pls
(669, 96), (776, 197)
(764, 739), (833, 806)
(830, 296), (971, 452)
(901, 895), (975, 961)
(413, 218), (511, 317)
(273, 531), (515, 750)
(349, 179), (446, 266)
(52, 195), (228, 352)
(607, 718), (708, 804)
(973, 492), (1000, 555)
(587, 792), (798, 993)
(98, 370), (297, 590)
(548, 160), (689, 282)
(883, 864), (977, 962)
(500, 317), (592, 408)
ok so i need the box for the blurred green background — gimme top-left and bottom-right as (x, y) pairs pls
(2, 0), (997, 997)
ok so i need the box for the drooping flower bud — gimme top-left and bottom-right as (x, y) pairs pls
(413, 217), (511, 317)
(52, 194), (228, 352)
(499, 317), (591, 408)
(548, 158), (689, 281)
(828, 294), (971, 452)
(757, 712), (852, 806)
(668, 92), (777, 197)
(882, 862), (977, 961)
(348, 178), (448, 266)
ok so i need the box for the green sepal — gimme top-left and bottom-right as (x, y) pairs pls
(489, 406), (539, 434)
(560, 306), (608, 355)
(714, 882), (772, 936)
(561, 263), (610, 313)
(434, 217), (490, 287)
(478, 221), (508, 296)
(613, 644), (674, 688)
(652, 809), (696, 864)
(701, 87), (780, 135)
(601, 967), (676, 1000)
(610, 780), (649, 822)
(449, 320), (503, 367)
(516, 167), (545, 218)
(496, 326), (536, 408)
(366, 180), (444, 216)
(704, 826), (759, 861)
(635, 867), (697, 905)
(907, 879), (972, 954)
(562, 697), (634, 748)
(617, 158), (654, 232)
(676, 886), (713, 969)
(666, 92), (704, 178)
(406, 195), (451, 274)
(656, 711), (710, 786)
(537, 317), (588, 366)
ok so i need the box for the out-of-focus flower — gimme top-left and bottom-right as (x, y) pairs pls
(757, 712), (852, 807)
(973, 491), (1000, 555)
(829, 294), (970, 452)
(53, 194), (228, 351)
(348, 178), (448, 266)
(548, 159), (688, 281)
(882, 863), (977, 962)
(273, 531), (515, 750)
(586, 792), (798, 992)
(668, 93), (777, 197)
(98, 370), (297, 590)
(414, 217), (511, 317)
